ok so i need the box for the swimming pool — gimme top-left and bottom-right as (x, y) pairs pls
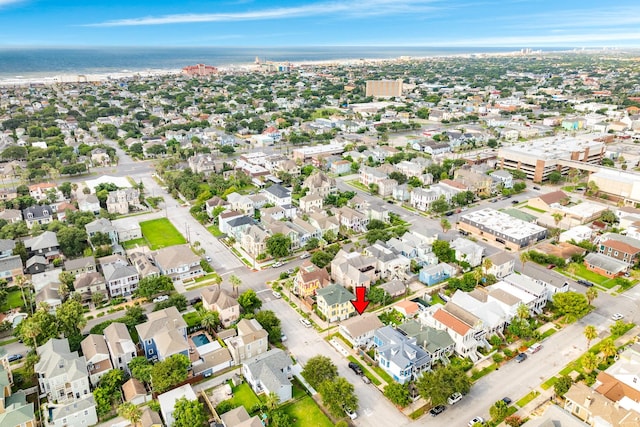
(192, 334), (211, 347)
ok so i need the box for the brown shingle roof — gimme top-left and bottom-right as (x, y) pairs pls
(538, 190), (569, 206)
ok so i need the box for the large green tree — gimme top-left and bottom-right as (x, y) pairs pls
(552, 291), (590, 322)
(266, 233), (292, 259)
(135, 276), (175, 300)
(416, 365), (471, 406)
(172, 397), (207, 427)
(301, 356), (338, 389)
(384, 382), (411, 407)
(255, 310), (282, 344)
(318, 377), (358, 418)
(150, 354), (190, 393)
(238, 289), (262, 314)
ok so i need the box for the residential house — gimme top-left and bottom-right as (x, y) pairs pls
(139, 406), (163, 427)
(419, 263), (456, 286)
(0, 239), (15, 258)
(77, 195), (101, 214)
(220, 215), (254, 241)
(316, 284), (356, 322)
(303, 171), (337, 198)
(379, 279), (407, 298)
(331, 249), (378, 289)
(242, 349), (293, 403)
(307, 211), (340, 238)
(395, 160), (425, 178)
(226, 193), (255, 215)
(563, 382), (640, 426)
(129, 251), (160, 279)
(192, 346), (234, 379)
(373, 326), (431, 384)
(73, 272), (107, 303)
(293, 261), (331, 297)
(240, 225), (269, 260)
(201, 287), (240, 327)
(158, 384), (197, 427)
(0, 255), (23, 284)
(410, 187), (441, 211)
(25, 256), (47, 275)
(359, 166), (388, 187)
(152, 245), (204, 281)
(489, 170), (513, 189)
(299, 194), (323, 213)
(262, 184), (291, 206)
(85, 218), (119, 246)
(24, 231), (60, 260)
(451, 238), (484, 267)
(339, 313), (384, 348)
(597, 233), (640, 265)
(103, 322), (137, 373)
(188, 154), (223, 175)
(335, 206), (369, 232)
(22, 205), (54, 229)
(45, 395), (98, 427)
(427, 304), (490, 362)
(28, 183), (61, 203)
(0, 209), (22, 224)
(106, 189), (142, 215)
(224, 318), (269, 364)
(80, 334), (113, 386)
(486, 251), (515, 279)
(398, 320), (455, 364)
(205, 196), (229, 219)
(100, 256), (139, 298)
(220, 407), (263, 427)
(394, 300), (420, 318)
(330, 159), (352, 175)
(0, 365), (35, 427)
(64, 256), (96, 276)
(584, 252), (628, 278)
(34, 338), (92, 404)
(421, 140), (451, 155)
(364, 242), (410, 280)
(454, 168), (494, 196)
(122, 378), (148, 405)
(500, 273), (548, 314)
(528, 191), (571, 212)
(136, 307), (188, 361)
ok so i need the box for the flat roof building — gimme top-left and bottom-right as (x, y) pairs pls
(365, 79), (403, 98)
(459, 208), (547, 250)
(292, 142), (345, 162)
(498, 135), (606, 183)
(588, 169), (640, 206)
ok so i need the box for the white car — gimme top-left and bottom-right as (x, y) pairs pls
(344, 407), (357, 420)
(272, 291), (281, 299)
(612, 313), (624, 321)
(447, 392), (463, 405)
(299, 318), (312, 328)
(152, 295), (169, 303)
(469, 416), (484, 426)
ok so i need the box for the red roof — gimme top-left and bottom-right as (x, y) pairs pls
(433, 308), (471, 336)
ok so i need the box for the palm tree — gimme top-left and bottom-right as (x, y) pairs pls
(552, 212), (563, 228)
(229, 275), (242, 297)
(264, 391), (280, 412)
(584, 325), (597, 349)
(21, 318), (41, 349)
(586, 287), (598, 306)
(516, 303), (530, 320)
(482, 258), (493, 275)
(519, 251), (531, 272)
(200, 310), (220, 335)
(473, 268), (483, 287)
(15, 275), (32, 315)
(440, 218), (451, 233)
(582, 352), (599, 374)
(600, 338), (617, 362)
(117, 402), (142, 427)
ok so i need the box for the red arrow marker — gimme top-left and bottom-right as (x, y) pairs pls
(350, 286), (370, 315)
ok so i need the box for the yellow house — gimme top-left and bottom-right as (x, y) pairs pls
(316, 284), (356, 322)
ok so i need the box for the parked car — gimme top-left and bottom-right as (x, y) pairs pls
(272, 261), (284, 268)
(205, 255), (212, 262)
(577, 279), (594, 287)
(299, 318), (312, 328)
(515, 352), (528, 363)
(152, 295), (169, 303)
(361, 375), (371, 384)
(533, 186), (541, 190)
(280, 332), (287, 342)
(511, 200), (519, 204)
(447, 392), (463, 405)
(348, 361), (363, 376)
(469, 416), (484, 426)
(547, 264), (556, 269)
(344, 406), (357, 420)
(502, 397), (512, 405)
(528, 343), (543, 354)
(272, 291), (281, 299)
(7, 354), (22, 362)
(286, 268), (295, 275)
(429, 405), (446, 417)
(300, 251), (311, 259)
(612, 313), (624, 321)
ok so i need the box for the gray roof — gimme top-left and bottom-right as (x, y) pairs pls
(65, 256), (96, 271)
(398, 320), (455, 354)
(22, 204), (53, 219)
(340, 313), (383, 338)
(0, 254), (23, 272)
(85, 218), (115, 234)
(244, 348), (292, 395)
(0, 239), (16, 253)
(226, 216), (254, 228)
(24, 231), (59, 251)
(584, 252), (628, 274)
(26, 255), (47, 268)
(35, 338), (88, 382)
(374, 326), (431, 370)
(264, 184), (290, 199)
(103, 263), (138, 282)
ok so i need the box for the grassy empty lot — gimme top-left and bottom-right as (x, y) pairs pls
(0, 289), (24, 312)
(560, 263), (611, 286)
(139, 218), (186, 249)
(281, 396), (334, 427)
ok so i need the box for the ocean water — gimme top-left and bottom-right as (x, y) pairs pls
(0, 46), (524, 78)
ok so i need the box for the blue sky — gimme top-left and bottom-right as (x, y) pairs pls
(2, 0), (640, 47)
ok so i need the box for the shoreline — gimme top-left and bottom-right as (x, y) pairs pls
(0, 48), (583, 86)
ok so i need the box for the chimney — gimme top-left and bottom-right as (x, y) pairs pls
(584, 396), (593, 408)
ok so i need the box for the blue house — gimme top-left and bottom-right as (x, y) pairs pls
(419, 263), (456, 286)
(135, 306), (188, 361)
(373, 326), (431, 384)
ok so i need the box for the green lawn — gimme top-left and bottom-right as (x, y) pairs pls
(182, 311), (203, 328)
(560, 263), (611, 286)
(0, 289), (24, 312)
(516, 390), (539, 408)
(207, 224), (224, 237)
(226, 383), (261, 413)
(121, 238), (147, 250)
(139, 218), (186, 249)
(523, 205), (546, 213)
(281, 396), (334, 427)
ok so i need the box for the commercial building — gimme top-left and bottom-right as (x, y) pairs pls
(458, 208), (547, 250)
(497, 136), (606, 182)
(365, 79), (403, 98)
(292, 142), (345, 162)
(588, 169), (640, 206)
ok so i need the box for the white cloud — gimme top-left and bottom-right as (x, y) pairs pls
(85, 0), (441, 27)
(0, 0), (25, 6)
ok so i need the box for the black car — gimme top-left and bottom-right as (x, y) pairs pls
(533, 186), (541, 190)
(515, 352), (528, 363)
(511, 200), (519, 204)
(577, 279), (594, 287)
(348, 361), (363, 376)
(429, 405), (446, 417)
(502, 397), (512, 405)
(7, 354), (22, 362)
